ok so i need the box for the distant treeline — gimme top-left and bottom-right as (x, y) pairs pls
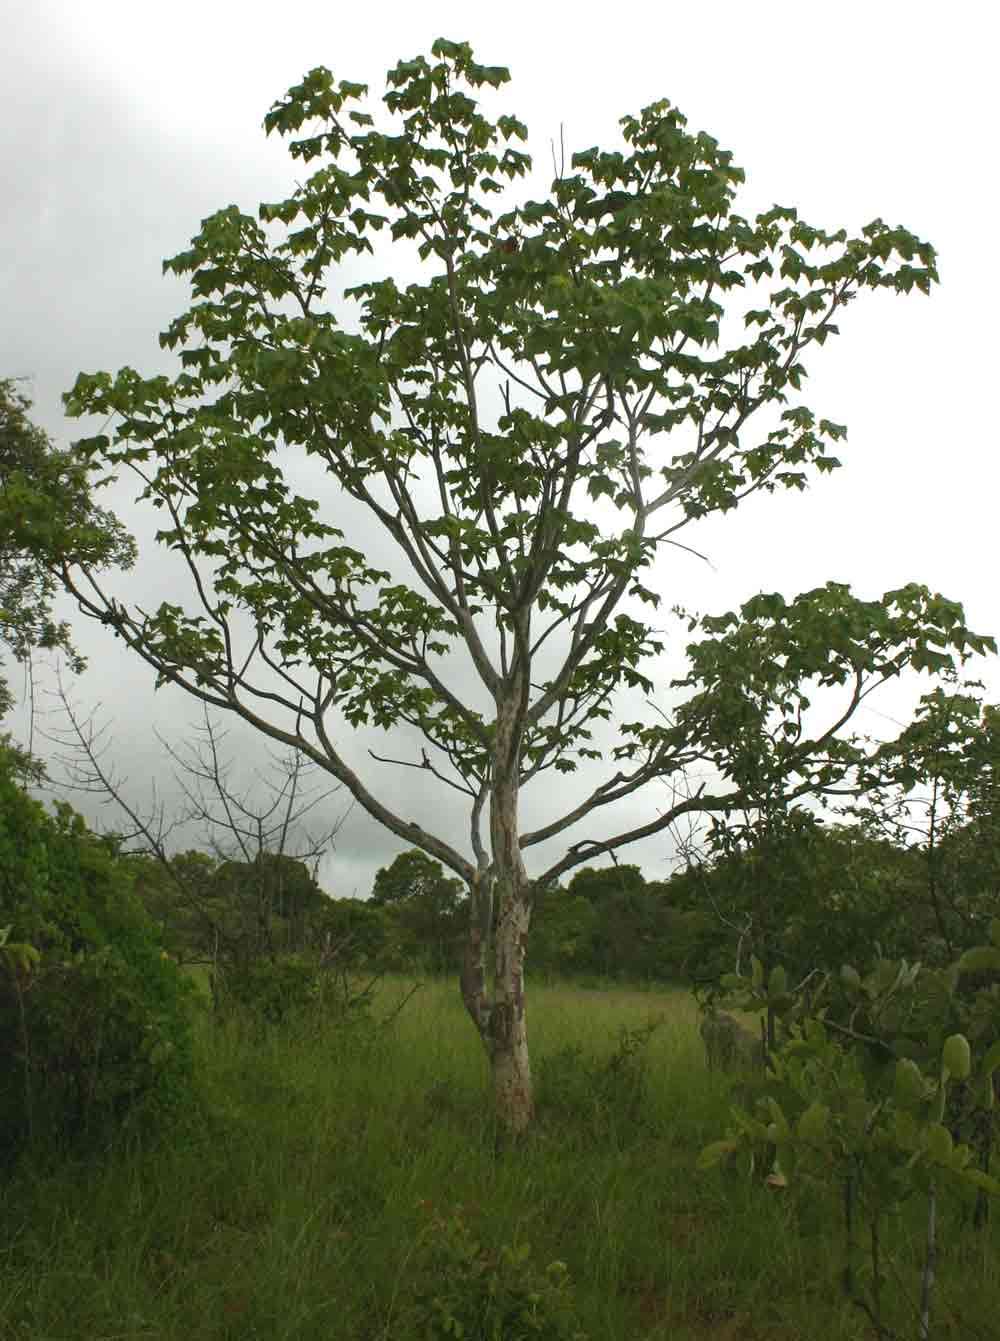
(127, 815), (997, 984)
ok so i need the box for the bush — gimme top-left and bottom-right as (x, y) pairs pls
(0, 747), (199, 1161)
(397, 1203), (588, 1341)
(535, 1021), (660, 1143)
(0, 944), (196, 1157)
(214, 953), (321, 1025)
(210, 949), (380, 1045)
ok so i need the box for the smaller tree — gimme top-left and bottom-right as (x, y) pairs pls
(209, 852), (328, 956)
(672, 814), (925, 991)
(371, 848), (465, 972)
(566, 865), (646, 906)
(370, 848), (462, 907)
(312, 896), (396, 968)
(529, 889), (598, 977)
(42, 682), (345, 984)
(855, 683), (1000, 959)
(703, 929), (1000, 1336)
(129, 847), (220, 962)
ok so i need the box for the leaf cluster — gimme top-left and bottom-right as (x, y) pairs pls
(0, 379), (136, 712)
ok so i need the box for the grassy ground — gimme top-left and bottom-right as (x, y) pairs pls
(1, 975), (998, 1339)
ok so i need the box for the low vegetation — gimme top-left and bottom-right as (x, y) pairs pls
(0, 975), (997, 1340)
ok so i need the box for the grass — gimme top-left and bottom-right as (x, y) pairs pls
(1, 975), (998, 1339)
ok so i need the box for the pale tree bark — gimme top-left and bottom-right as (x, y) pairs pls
(460, 689), (535, 1136)
(489, 879), (533, 1135)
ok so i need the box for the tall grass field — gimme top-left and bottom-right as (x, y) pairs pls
(2, 976), (997, 1339)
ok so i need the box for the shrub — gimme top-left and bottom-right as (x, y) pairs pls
(211, 949), (380, 1045)
(0, 746), (199, 1160)
(215, 953), (321, 1025)
(0, 943), (196, 1157)
(397, 1203), (588, 1341)
(535, 1021), (660, 1142)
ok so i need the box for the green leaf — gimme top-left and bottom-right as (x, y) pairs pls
(797, 1101), (829, 1144)
(958, 946), (1000, 975)
(962, 1169), (1000, 1196)
(926, 1124), (953, 1163)
(763, 1096), (791, 1140)
(697, 1139), (740, 1169)
(894, 1108), (921, 1151)
(894, 1059), (928, 1109)
(941, 1033), (971, 1082)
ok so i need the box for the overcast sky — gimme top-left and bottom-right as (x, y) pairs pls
(2, 1), (998, 899)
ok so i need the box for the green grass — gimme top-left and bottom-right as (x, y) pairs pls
(2, 976), (998, 1339)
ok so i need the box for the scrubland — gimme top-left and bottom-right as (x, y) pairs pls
(2, 976), (997, 1339)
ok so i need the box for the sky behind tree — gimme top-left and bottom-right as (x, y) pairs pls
(2, 0), (997, 898)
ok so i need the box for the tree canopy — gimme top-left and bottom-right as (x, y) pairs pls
(371, 848), (463, 909)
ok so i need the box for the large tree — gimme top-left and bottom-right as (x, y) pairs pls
(36, 41), (993, 1133)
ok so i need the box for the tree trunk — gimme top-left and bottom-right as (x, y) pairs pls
(491, 880), (533, 1135)
(459, 692), (534, 1137)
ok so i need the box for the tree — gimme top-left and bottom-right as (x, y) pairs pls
(44, 686), (343, 973)
(210, 851), (328, 955)
(370, 848), (462, 909)
(0, 377), (135, 720)
(530, 890), (598, 978)
(559, 863), (678, 979)
(370, 848), (465, 971)
(853, 684), (1000, 959)
(44, 40), (993, 1134)
(669, 815), (925, 988)
(566, 864), (646, 906)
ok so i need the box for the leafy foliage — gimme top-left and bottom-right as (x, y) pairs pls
(0, 378), (136, 715)
(398, 1201), (588, 1340)
(0, 742), (198, 1160)
(55, 39), (965, 879)
(672, 815), (926, 988)
(215, 953), (322, 1026)
(856, 684), (1000, 961)
(701, 930), (1000, 1337)
(213, 949), (378, 1038)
